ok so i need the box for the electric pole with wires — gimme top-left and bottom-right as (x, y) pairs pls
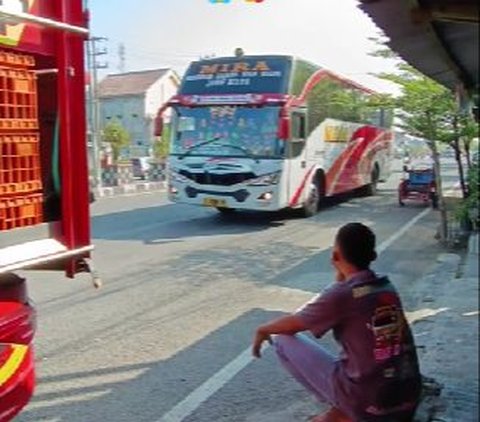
(86, 36), (108, 189)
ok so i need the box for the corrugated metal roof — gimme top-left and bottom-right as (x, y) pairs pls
(359, 0), (479, 93)
(99, 69), (171, 98)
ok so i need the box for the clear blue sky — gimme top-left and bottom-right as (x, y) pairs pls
(88, 0), (398, 93)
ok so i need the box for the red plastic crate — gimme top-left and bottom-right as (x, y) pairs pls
(0, 51), (35, 69)
(0, 134), (42, 196)
(0, 193), (43, 231)
(0, 67), (39, 130)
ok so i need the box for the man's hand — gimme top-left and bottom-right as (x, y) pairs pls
(252, 327), (272, 358)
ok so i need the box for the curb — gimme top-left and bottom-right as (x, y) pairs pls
(468, 232), (479, 255)
(95, 181), (167, 198)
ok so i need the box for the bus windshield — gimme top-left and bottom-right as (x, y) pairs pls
(171, 106), (283, 159)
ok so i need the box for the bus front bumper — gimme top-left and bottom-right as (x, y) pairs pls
(169, 183), (283, 211)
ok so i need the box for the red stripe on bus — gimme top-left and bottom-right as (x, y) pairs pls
(289, 165), (316, 208)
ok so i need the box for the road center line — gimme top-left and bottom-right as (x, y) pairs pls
(157, 207), (432, 422)
(376, 207), (431, 254)
(158, 348), (253, 422)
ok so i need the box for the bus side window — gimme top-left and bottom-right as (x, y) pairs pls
(292, 112), (306, 140)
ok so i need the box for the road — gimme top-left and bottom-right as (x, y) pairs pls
(17, 159), (459, 422)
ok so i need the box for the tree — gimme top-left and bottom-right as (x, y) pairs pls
(458, 115), (479, 170)
(290, 60), (379, 132)
(153, 123), (171, 161)
(102, 119), (131, 163)
(368, 35), (478, 242)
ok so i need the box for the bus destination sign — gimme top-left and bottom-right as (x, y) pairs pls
(180, 56), (292, 95)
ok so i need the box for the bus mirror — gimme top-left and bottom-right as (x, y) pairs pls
(154, 114), (164, 137)
(278, 117), (290, 141)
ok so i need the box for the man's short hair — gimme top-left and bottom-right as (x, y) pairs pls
(336, 223), (377, 270)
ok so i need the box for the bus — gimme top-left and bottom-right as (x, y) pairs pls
(157, 54), (393, 216)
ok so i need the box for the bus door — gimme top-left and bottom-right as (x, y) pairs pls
(286, 109), (309, 205)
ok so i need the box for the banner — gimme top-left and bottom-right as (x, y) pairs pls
(180, 56), (292, 95)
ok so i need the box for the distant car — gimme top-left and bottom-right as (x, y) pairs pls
(443, 148), (455, 158)
(131, 157), (151, 180)
(472, 152), (479, 165)
(88, 175), (96, 204)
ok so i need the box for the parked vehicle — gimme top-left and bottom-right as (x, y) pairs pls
(0, 2), (93, 420)
(472, 151), (479, 165)
(157, 54), (393, 217)
(398, 167), (438, 208)
(131, 157), (151, 180)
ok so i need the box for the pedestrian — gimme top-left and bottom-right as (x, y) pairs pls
(252, 223), (421, 422)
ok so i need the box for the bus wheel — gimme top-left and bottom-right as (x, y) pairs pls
(365, 168), (379, 196)
(216, 207), (236, 214)
(301, 182), (320, 218)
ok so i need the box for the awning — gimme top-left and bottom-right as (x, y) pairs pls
(359, 0), (479, 110)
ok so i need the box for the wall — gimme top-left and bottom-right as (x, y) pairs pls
(145, 71), (180, 124)
(100, 95), (151, 157)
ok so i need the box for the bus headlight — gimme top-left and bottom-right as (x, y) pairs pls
(248, 172), (281, 186)
(258, 191), (274, 201)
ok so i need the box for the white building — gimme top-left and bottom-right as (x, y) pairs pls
(98, 68), (180, 158)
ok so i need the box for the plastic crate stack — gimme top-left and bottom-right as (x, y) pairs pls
(0, 50), (43, 231)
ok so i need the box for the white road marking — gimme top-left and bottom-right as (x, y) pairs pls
(376, 207), (431, 254)
(157, 206), (433, 422)
(158, 349), (253, 422)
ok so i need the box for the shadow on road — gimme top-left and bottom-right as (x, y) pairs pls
(20, 296), (454, 422)
(19, 309), (310, 422)
(92, 203), (290, 243)
(91, 189), (397, 244)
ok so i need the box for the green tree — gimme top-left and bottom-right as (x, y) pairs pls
(378, 66), (454, 240)
(102, 119), (131, 163)
(369, 38), (478, 240)
(290, 60), (383, 132)
(458, 115), (479, 170)
(153, 123), (171, 161)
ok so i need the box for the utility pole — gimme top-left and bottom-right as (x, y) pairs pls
(118, 43), (126, 73)
(86, 36), (108, 188)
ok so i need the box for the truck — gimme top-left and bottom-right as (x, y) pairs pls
(157, 54), (393, 217)
(0, 1), (92, 420)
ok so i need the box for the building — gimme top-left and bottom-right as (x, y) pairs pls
(98, 68), (180, 158)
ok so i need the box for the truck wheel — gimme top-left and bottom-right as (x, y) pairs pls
(301, 182), (320, 218)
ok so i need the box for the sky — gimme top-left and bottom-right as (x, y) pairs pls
(88, 0), (399, 94)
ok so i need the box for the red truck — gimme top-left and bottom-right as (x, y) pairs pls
(0, 1), (92, 420)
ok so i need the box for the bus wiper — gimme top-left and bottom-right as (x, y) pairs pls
(222, 144), (259, 163)
(178, 137), (259, 162)
(178, 136), (222, 160)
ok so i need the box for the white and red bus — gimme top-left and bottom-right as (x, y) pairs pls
(158, 54), (393, 216)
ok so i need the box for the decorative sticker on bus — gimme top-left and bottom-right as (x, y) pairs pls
(324, 122), (354, 143)
(180, 56), (292, 95)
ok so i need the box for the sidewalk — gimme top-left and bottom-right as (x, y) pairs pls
(94, 180), (167, 198)
(413, 233), (479, 422)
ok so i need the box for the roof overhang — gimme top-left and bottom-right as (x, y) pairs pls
(359, 0), (479, 112)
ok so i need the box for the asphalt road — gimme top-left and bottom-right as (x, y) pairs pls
(17, 159), (460, 422)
